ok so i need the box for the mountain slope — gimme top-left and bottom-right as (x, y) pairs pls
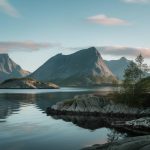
(105, 57), (130, 80)
(30, 47), (117, 86)
(0, 54), (30, 82)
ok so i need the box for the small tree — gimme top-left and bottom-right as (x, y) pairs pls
(135, 54), (149, 79)
(123, 61), (141, 96)
(123, 54), (149, 97)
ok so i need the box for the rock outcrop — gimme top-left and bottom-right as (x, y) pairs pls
(125, 117), (150, 127)
(0, 54), (30, 82)
(0, 78), (59, 89)
(48, 94), (150, 116)
(82, 135), (150, 150)
(47, 94), (150, 134)
(30, 47), (117, 86)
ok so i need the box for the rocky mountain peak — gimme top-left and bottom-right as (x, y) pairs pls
(120, 57), (128, 61)
(0, 54), (30, 82)
(78, 47), (102, 58)
(30, 47), (117, 86)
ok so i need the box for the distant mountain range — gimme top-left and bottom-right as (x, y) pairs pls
(0, 54), (30, 82)
(0, 47), (147, 85)
(105, 57), (130, 80)
(30, 47), (117, 86)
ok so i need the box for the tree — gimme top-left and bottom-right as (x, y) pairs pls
(135, 54), (149, 79)
(123, 61), (141, 96)
(123, 54), (149, 97)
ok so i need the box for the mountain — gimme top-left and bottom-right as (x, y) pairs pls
(30, 47), (117, 86)
(0, 54), (30, 82)
(105, 57), (130, 80)
(0, 78), (59, 89)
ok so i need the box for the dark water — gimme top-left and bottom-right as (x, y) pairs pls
(0, 87), (127, 150)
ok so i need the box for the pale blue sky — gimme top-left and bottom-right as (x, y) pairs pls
(0, 0), (150, 71)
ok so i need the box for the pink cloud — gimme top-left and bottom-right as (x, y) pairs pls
(100, 46), (150, 58)
(0, 41), (61, 53)
(87, 14), (130, 26)
(123, 0), (150, 3)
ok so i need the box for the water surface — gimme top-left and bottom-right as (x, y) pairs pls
(0, 87), (127, 150)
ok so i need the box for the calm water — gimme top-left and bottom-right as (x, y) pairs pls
(0, 87), (127, 150)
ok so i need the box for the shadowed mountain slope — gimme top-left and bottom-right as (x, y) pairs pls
(30, 47), (117, 86)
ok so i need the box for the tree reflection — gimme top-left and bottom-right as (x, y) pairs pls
(107, 129), (127, 143)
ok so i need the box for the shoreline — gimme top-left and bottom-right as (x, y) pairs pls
(46, 94), (150, 136)
(47, 107), (150, 135)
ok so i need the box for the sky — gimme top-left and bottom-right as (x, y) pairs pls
(0, 0), (150, 72)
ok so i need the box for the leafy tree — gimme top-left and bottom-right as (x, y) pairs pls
(135, 54), (149, 79)
(123, 54), (149, 96)
(123, 61), (141, 96)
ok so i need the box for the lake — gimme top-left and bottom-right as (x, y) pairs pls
(0, 87), (128, 150)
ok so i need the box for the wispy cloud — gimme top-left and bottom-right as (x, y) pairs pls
(123, 0), (150, 3)
(98, 46), (150, 58)
(0, 41), (61, 53)
(0, 0), (20, 17)
(87, 14), (130, 26)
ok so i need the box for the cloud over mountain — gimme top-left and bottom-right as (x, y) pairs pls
(87, 14), (130, 26)
(0, 41), (61, 53)
(123, 0), (150, 3)
(98, 46), (150, 58)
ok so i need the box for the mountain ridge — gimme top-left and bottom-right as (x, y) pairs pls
(105, 57), (130, 80)
(30, 47), (117, 86)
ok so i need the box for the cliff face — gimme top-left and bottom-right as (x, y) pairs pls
(30, 47), (117, 86)
(0, 54), (30, 82)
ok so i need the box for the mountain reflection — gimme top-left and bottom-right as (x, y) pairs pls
(50, 115), (108, 130)
(0, 91), (90, 120)
(0, 90), (129, 133)
(0, 94), (36, 119)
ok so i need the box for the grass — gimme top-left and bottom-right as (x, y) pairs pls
(63, 99), (74, 106)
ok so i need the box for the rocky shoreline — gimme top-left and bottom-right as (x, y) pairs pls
(46, 94), (150, 149)
(47, 109), (150, 135)
(82, 135), (150, 150)
(47, 94), (150, 115)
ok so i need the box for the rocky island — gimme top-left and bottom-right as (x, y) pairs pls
(47, 94), (150, 116)
(0, 78), (59, 89)
(47, 94), (150, 133)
